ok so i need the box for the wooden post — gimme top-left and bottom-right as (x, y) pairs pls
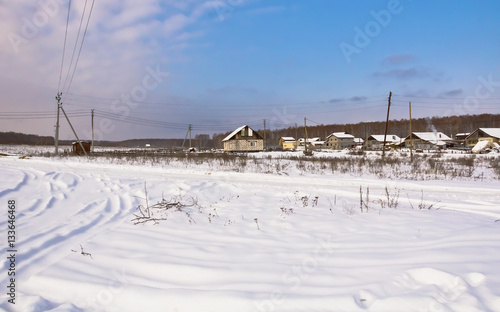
(382, 91), (392, 158)
(304, 117), (308, 154)
(55, 92), (61, 154)
(91, 109), (94, 153)
(295, 123), (298, 149)
(409, 102), (413, 162)
(60, 105), (87, 156)
(263, 119), (266, 151)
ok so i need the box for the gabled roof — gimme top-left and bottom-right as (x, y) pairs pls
(367, 135), (401, 143)
(326, 132), (354, 139)
(477, 128), (500, 139)
(411, 132), (452, 142)
(223, 125), (262, 142)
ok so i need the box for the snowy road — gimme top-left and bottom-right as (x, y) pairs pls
(1, 157), (500, 312)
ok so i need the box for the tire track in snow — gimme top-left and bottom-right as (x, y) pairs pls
(0, 168), (30, 198)
(0, 169), (138, 286)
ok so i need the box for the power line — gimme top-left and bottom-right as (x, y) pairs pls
(57, 0), (72, 92)
(0, 110), (88, 120)
(63, 0), (96, 95)
(393, 93), (500, 100)
(62, 0), (89, 94)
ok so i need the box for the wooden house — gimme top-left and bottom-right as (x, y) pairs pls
(223, 125), (264, 152)
(365, 135), (401, 150)
(465, 128), (500, 147)
(403, 132), (452, 149)
(72, 141), (91, 155)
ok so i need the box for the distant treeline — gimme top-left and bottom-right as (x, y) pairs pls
(0, 131), (187, 148)
(0, 132), (54, 145)
(2, 113), (499, 148)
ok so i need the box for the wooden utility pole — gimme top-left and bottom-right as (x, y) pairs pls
(60, 105), (87, 156)
(182, 124), (192, 149)
(382, 91), (392, 158)
(409, 102), (413, 162)
(295, 123), (298, 149)
(91, 109), (94, 153)
(55, 92), (61, 154)
(189, 124), (192, 149)
(304, 117), (312, 156)
(263, 119), (266, 151)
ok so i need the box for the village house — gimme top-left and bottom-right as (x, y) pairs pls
(324, 132), (355, 150)
(365, 134), (401, 150)
(404, 132), (452, 150)
(278, 137), (297, 150)
(465, 128), (500, 153)
(465, 128), (500, 147)
(222, 125), (264, 152)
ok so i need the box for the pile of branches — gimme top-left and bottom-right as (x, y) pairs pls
(132, 192), (199, 225)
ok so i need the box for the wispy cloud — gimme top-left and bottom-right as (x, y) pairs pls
(440, 89), (463, 97)
(350, 96), (367, 102)
(373, 67), (430, 80)
(382, 53), (416, 65)
(329, 98), (343, 103)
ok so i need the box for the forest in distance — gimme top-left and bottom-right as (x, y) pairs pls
(1, 113), (499, 149)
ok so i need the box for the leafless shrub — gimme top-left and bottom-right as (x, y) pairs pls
(360, 186), (369, 212)
(407, 190), (440, 210)
(378, 186), (400, 209)
(489, 158), (500, 179)
(131, 184), (200, 225)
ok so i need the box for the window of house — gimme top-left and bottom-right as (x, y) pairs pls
(248, 128), (253, 136)
(241, 128), (246, 137)
(250, 141), (256, 147)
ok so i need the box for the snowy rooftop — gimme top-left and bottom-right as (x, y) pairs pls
(280, 137), (296, 142)
(223, 125), (249, 142)
(479, 128), (500, 139)
(298, 137), (321, 142)
(368, 135), (401, 143)
(326, 132), (354, 139)
(412, 132), (452, 142)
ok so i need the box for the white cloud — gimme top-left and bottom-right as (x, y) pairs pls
(0, 0), (258, 139)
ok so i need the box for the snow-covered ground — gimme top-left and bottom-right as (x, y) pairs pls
(1, 150), (500, 312)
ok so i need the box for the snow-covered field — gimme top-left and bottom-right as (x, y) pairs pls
(1, 148), (500, 312)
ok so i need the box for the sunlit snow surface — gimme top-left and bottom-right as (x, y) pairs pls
(0, 150), (499, 312)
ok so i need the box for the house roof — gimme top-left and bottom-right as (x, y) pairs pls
(311, 141), (325, 145)
(367, 135), (401, 143)
(354, 138), (364, 143)
(223, 125), (262, 142)
(326, 132), (354, 139)
(298, 137), (320, 142)
(411, 132), (452, 142)
(478, 128), (500, 139)
(280, 137), (296, 142)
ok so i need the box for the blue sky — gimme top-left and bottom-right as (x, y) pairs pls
(1, 0), (499, 140)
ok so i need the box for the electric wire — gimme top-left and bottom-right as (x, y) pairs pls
(57, 0), (72, 92)
(63, 0), (96, 96)
(61, 0), (89, 94)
